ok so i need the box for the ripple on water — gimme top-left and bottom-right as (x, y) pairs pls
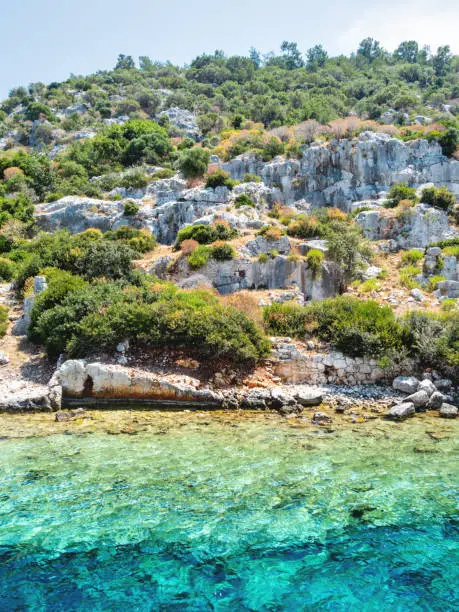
(0, 410), (457, 610)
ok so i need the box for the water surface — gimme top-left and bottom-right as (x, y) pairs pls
(0, 410), (457, 610)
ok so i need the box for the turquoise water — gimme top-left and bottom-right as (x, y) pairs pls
(0, 411), (458, 611)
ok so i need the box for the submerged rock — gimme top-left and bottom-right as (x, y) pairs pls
(386, 402), (415, 420)
(440, 403), (458, 418)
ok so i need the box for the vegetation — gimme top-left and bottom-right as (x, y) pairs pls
(30, 273), (269, 363)
(384, 184), (418, 208)
(420, 186), (456, 211)
(264, 296), (458, 371)
(305, 249), (324, 278)
(175, 223), (237, 247)
(0, 305), (8, 337)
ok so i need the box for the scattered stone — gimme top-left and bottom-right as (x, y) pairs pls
(293, 388), (323, 406)
(392, 376), (419, 394)
(410, 288), (424, 302)
(312, 411), (332, 424)
(386, 402), (415, 420)
(55, 411), (72, 422)
(0, 352), (9, 365)
(440, 403), (458, 418)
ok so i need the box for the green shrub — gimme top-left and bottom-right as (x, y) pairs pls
(442, 245), (459, 257)
(359, 278), (380, 292)
(188, 245), (211, 269)
(401, 249), (424, 266)
(32, 280), (270, 363)
(264, 296), (404, 358)
(441, 299), (457, 312)
(120, 170), (148, 189)
(205, 169), (237, 190)
(427, 275), (445, 292)
(243, 173), (261, 183)
(384, 183), (418, 208)
(0, 305), (8, 337)
(399, 265), (421, 289)
(420, 186), (455, 211)
(287, 215), (325, 239)
(258, 253), (269, 263)
(151, 168), (175, 180)
(305, 249), (324, 278)
(234, 194), (255, 208)
(401, 310), (458, 369)
(178, 148), (210, 179)
(211, 241), (235, 261)
(0, 257), (15, 281)
(176, 223), (237, 246)
(123, 200), (140, 216)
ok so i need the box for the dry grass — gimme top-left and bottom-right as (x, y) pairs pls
(220, 291), (264, 327)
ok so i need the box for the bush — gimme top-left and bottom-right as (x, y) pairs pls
(287, 215), (324, 239)
(326, 226), (372, 286)
(0, 257), (15, 281)
(176, 223), (237, 246)
(180, 239), (199, 255)
(399, 265), (421, 289)
(384, 183), (418, 208)
(234, 194), (255, 208)
(32, 280), (270, 363)
(427, 275), (445, 292)
(420, 186), (455, 211)
(243, 173), (261, 183)
(205, 169), (236, 190)
(258, 253), (269, 263)
(211, 241), (235, 261)
(0, 305), (8, 337)
(120, 170), (148, 189)
(305, 249), (324, 278)
(123, 200), (140, 216)
(264, 296), (404, 358)
(401, 311), (458, 370)
(401, 249), (423, 266)
(188, 245), (211, 269)
(359, 278), (380, 292)
(178, 148), (210, 179)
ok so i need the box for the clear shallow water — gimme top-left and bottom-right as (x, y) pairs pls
(0, 412), (458, 611)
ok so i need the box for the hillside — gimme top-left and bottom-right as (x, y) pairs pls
(0, 38), (458, 408)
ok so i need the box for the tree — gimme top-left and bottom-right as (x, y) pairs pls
(139, 56), (154, 71)
(357, 38), (383, 62)
(306, 45), (328, 70)
(249, 47), (262, 68)
(178, 148), (210, 179)
(432, 45), (452, 76)
(394, 41), (419, 63)
(115, 54), (135, 70)
(280, 41), (304, 69)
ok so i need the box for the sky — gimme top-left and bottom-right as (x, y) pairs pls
(1, 0), (458, 99)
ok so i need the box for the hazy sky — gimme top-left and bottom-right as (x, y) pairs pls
(1, 0), (458, 98)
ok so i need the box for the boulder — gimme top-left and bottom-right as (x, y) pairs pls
(0, 352), (9, 365)
(418, 379), (436, 396)
(435, 379), (452, 392)
(393, 376), (419, 394)
(410, 288), (424, 302)
(427, 391), (446, 410)
(386, 402), (415, 420)
(440, 403), (458, 418)
(404, 390), (430, 408)
(293, 388), (323, 406)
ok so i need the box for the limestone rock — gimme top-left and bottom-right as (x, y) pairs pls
(440, 403), (458, 418)
(404, 390), (430, 408)
(386, 402), (415, 419)
(293, 388), (323, 406)
(418, 379), (436, 396)
(427, 391), (446, 410)
(393, 376), (419, 394)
